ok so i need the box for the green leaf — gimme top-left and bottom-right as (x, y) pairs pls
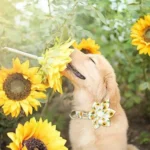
(96, 11), (106, 24)
(139, 132), (150, 144)
(128, 73), (136, 83)
(143, 0), (150, 7)
(128, 5), (140, 11)
(139, 82), (150, 91)
(124, 91), (133, 98)
(128, 1), (139, 5)
(124, 100), (134, 109)
(133, 97), (141, 104)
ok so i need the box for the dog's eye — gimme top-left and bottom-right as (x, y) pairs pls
(89, 58), (96, 64)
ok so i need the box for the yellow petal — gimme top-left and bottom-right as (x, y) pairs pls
(13, 58), (21, 72)
(21, 60), (29, 73)
(30, 75), (42, 84)
(7, 142), (19, 150)
(20, 100), (30, 116)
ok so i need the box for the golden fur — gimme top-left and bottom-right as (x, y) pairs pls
(63, 50), (139, 150)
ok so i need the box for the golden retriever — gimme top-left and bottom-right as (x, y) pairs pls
(63, 50), (139, 150)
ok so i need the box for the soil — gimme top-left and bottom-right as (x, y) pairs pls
(127, 106), (150, 150)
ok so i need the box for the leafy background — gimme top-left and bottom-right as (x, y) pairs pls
(0, 0), (150, 150)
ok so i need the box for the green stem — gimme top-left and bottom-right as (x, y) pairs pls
(143, 55), (149, 101)
(140, 0), (143, 11)
(119, 44), (134, 67)
(60, 0), (78, 41)
(40, 90), (55, 117)
(47, 0), (51, 16)
(1, 47), (39, 60)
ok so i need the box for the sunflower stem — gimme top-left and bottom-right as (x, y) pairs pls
(41, 90), (55, 117)
(2, 47), (39, 60)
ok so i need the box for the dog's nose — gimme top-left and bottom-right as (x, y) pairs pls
(70, 49), (85, 58)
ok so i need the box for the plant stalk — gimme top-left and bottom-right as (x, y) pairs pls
(1, 47), (39, 60)
(47, 0), (51, 15)
(41, 90), (55, 117)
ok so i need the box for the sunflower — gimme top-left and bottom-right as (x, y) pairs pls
(7, 117), (68, 150)
(72, 38), (101, 54)
(38, 40), (74, 94)
(0, 58), (47, 117)
(131, 15), (150, 56)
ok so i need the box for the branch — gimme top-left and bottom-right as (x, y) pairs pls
(1, 47), (39, 60)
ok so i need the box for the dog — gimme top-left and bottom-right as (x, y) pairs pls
(63, 49), (139, 150)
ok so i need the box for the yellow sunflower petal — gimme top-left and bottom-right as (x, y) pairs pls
(12, 58), (22, 72)
(27, 67), (39, 76)
(31, 84), (48, 91)
(0, 58), (47, 117)
(72, 42), (81, 50)
(30, 75), (42, 84)
(30, 91), (46, 99)
(7, 132), (20, 148)
(0, 99), (5, 106)
(131, 15), (150, 55)
(21, 60), (29, 73)
(7, 118), (68, 150)
(7, 132), (17, 142)
(27, 97), (41, 111)
(38, 40), (74, 93)
(20, 100), (30, 116)
(73, 38), (101, 54)
(7, 142), (19, 150)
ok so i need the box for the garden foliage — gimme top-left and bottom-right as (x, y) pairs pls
(0, 0), (150, 149)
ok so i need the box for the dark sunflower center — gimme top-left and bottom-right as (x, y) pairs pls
(3, 73), (31, 100)
(144, 28), (150, 42)
(81, 48), (90, 54)
(23, 138), (47, 150)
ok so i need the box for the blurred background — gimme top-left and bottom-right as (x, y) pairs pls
(0, 0), (150, 150)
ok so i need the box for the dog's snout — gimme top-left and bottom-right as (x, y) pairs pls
(70, 49), (86, 59)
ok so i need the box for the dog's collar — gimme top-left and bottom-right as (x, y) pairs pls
(70, 99), (115, 129)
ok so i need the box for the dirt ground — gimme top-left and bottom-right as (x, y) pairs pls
(127, 106), (150, 150)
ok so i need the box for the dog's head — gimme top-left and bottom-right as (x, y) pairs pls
(63, 50), (120, 105)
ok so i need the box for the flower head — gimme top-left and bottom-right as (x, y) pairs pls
(88, 99), (115, 129)
(131, 15), (150, 56)
(72, 38), (101, 54)
(0, 58), (47, 117)
(7, 117), (68, 150)
(38, 39), (74, 94)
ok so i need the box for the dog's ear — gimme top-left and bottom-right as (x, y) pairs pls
(105, 72), (120, 109)
(94, 54), (120, 109)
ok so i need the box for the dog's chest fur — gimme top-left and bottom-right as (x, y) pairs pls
(69, 105), (128, 148)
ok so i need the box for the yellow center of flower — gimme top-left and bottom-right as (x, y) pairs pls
(23, 138), (47, 150)
(144, 28), (150, 42)
(3, 73), (31, 100)
(103, 122), (106, 126)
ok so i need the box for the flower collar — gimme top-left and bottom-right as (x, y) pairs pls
(70, 99), (115, 129)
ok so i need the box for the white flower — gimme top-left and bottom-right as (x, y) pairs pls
(88, 99), (115, 129)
